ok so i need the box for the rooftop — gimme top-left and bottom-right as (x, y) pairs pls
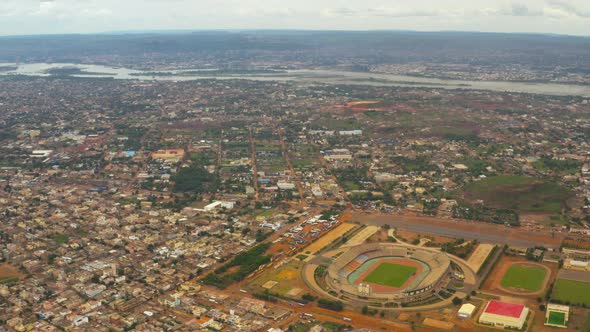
(484, 300), (525, 318)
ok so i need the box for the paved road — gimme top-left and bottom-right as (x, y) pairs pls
(357, 213), (563, 249)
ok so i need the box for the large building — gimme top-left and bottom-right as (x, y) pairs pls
(323, 243), (452, 304)
(479, 300), (529, 329)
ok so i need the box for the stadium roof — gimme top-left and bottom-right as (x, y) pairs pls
(484, 300), (525, 318)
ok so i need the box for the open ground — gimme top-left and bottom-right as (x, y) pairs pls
(0, 264), (25, 284)
(482, 255), (554, 297)
(341, 225), (380, 248)
(303, 223), (356, 255)
(467, 244), (495, 273)
(246, 258), (307, 298)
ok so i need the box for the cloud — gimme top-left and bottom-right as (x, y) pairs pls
(0, 0), (590, 36)
(507, 3), (543, 16)
(323, 6), (452, 18)
(235, 7), (297, 18)
(547, 0), (590, 18)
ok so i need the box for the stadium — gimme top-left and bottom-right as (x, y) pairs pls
(321, 243), (453, 304)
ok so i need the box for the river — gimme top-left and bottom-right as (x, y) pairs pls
(1, 62), (589, 97)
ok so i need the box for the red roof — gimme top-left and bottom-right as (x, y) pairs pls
(485, 300), (525, 318)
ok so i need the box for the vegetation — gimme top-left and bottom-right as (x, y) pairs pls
(0, 277), (19, 284)
(203, 243), (271, 289)
(172, 165), (219, 193)
(439, 238), (476, 259)
(546, 311), (567, 326)
(332, 166), (369, 191)
(500, 264), (547, 291)
(552, 279), (590, 307)
(477, 245), (499, 274)
(301, 293), (317, 302)
(461, 176), (572, 214)
(584, 314), (590, 332)
(363, 262), (417, 287)
(318, 298), (344, 311)
(453, 204), (519, 226)
(53, 234), (70, 245)
(534, 156), (582, 175)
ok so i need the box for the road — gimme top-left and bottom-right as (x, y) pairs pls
(356, 212), (564, 249)
(248, 126), (260, 202)
(276, 125), (306, 207)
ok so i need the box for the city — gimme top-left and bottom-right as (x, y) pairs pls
(0, 4), (590, 332)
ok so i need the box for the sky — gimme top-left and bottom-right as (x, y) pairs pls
(0, 0), (589, 36)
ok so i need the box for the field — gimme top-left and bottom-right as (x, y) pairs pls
(552, 279), (590, 307)
(482, 256), (555, 297)
(247, 259), (306, 297)
(303, 223), (356, 254)
(547, 311), (566, 326)
(500, 264), (547, 291)
(341, 226), (379, 248)
(461, 175), (572, 213)
(0, 264), (25, 284)
(363, 262), (417, 288)
(467, 243), (495, 273)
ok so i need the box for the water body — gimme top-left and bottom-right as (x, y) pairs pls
(1, 62), (589, 97)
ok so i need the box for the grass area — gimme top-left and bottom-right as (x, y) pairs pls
(289, 323), (314, 332)
(341, 181), (360, 191)
(53, 234), (70, 245)
(547, 311), (567, 326)
(584, 314), (590, 332)
(552, 279), (590, 307)
(0, 276), (19, 284)
(461, 175), (572, 213)
(363, 262), (417, 288)
(500, 264), (547, 291)
(256, 209), (276, 218)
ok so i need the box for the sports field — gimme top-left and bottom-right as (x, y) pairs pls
(500, 264), (547, 291)
(552, 279), (590, 307)
(363, 262), (417, 287)
(547, 311), (566, 326)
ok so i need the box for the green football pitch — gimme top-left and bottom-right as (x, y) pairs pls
(552, 279), (590, 307)
(547, 311), (566, 326)
(363, 262), (417, 287)
(500, 264), (546, 291)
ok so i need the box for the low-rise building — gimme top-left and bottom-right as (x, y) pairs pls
(479, 300), (529, 330)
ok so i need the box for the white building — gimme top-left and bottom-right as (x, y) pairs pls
(457, 303), (476, 318)
(277, 181), (296, 190)
(339, 130), (363, 135)
(202, 201), (235, 212)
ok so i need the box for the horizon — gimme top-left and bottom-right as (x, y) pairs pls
(0, 28), (589, 39)
(1, 0), (589, 37)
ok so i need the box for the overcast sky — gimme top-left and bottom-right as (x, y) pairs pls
(1, 0), (589, 36)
